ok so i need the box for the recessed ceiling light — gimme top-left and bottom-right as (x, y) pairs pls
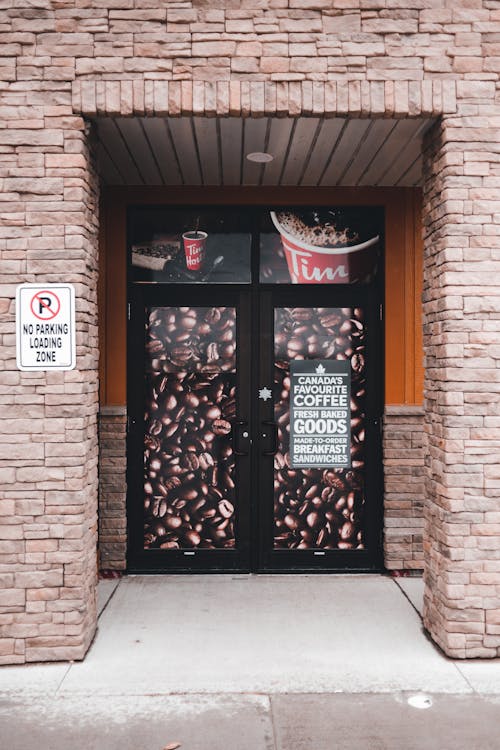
(246, 152), (274, 163)
(407, 694), (433, 709)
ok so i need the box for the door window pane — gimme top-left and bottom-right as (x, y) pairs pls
(273, 307), (366, 550)
(143, 306), (237, 550)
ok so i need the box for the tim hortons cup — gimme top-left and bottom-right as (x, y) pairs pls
(182, 231), (207, 271)
(270, 212), (379, 284)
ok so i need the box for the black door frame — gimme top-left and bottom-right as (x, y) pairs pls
(127, 284), (253, 572)
(255, 285), (384, 572)
(126, 205), (385, 574)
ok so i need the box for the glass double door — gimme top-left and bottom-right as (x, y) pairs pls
(128, 283), (383, 573)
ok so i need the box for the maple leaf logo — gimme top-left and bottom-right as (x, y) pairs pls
(315, 363), (326, 374)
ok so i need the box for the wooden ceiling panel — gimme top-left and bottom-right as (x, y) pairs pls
(95, 118), (143, 184)
(95, 140), (125, 185)
(319, 119), (372, 186)
(280, 117), (321, 186)
(299, 118), (345, 186)
(115, 118), (163, 185)
(219, 117), (243, 185)
(193, 117), (220, 185)
(167, 117), (202, 185)
(141, 118), (183, 185)
(94, 115), (434, 188)
(396, 154), (423, 187)
(261, 118), (295, 186)
(241, 117), (268, 185)
(341, 119), (397, 186)
(357, 119), (423, 187)
(379, 121), (429, 187)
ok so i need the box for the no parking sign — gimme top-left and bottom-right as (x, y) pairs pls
(16, 284), (76, 371)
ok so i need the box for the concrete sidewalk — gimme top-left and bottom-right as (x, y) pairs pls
(1, 575), (500, 749)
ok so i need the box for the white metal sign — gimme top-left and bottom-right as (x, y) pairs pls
(16, 284), (76, 371)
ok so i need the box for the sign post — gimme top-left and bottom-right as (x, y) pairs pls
(289, 359), (351, 469)
(16, 284), (76, 371)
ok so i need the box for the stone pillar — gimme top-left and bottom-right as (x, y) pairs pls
(384, 406), (425, 572)
(98, 407), (127, 571)
(0, 112), (100, 663)
(422, 108), (500, 658)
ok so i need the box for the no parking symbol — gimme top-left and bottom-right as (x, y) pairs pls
(30, 290), (61, 321)
(16, 284), (76, 371)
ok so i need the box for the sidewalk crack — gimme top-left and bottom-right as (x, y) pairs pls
(268, 694), (279, 750)
(98, 578), (121, 621)
(392, 578), (422, 621)
(54, 663), (72, 696)
(452, 662), (477, 694)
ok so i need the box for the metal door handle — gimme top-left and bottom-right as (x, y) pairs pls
(233, 420), (251, 456)
(261, 420), (278, 456)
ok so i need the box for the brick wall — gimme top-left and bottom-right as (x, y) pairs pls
(0, 119), (100, 663)
(98, 408), (127, 571)
(384, 407), (425, 572)
(1, 1), (499, 661)
(422, 114), (500, 658)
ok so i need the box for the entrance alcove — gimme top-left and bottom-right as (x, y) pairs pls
(92, 112), (433, 576)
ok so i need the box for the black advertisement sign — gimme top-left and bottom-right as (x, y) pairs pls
(290, 359), (351, 469)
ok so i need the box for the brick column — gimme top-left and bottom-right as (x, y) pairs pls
(422, 108), (500, 658)
(384, 406), (425, 571)
(0, 114), (100, 663)
(98, 407), (127, 571)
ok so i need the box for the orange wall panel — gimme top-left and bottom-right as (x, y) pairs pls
(99, 187), (423, 407)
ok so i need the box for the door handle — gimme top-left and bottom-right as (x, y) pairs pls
(261, 420), (278, 456)
(233, 420), (251, 456)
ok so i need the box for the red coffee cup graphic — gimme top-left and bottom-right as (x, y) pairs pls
(270, 211), (379, 284)
(182, 230), (207, 271)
